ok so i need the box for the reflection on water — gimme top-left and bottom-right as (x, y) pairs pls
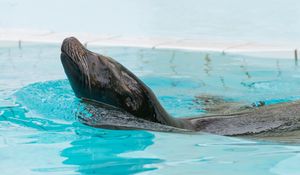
(61, 130), (161, 175)
(169, 51), (178, 76)
(1, 81), (162, 174)
(5, 80), (164, 174)
(203, 54), (212, 76)
(240, 58), (252, 80)
(276, 60), (282, 78)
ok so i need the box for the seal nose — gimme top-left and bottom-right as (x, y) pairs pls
(61, 37), (82, 53)
(61, 37), (87, 60)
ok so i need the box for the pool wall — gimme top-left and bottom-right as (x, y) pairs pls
(0, 0), (300, 59)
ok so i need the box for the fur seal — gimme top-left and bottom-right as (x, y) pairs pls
(61, 37), (300, 137)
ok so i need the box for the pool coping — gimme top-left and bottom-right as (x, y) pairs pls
(0, 28), (299, 59)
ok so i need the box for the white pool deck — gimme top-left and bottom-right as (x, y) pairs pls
(1, 28), (299, 59)
(1, 0), (300, 59)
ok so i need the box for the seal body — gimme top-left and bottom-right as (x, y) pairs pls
(61, 37), (300, 137)
(61, 37), (192, 130)
(187, 101), (300, 136)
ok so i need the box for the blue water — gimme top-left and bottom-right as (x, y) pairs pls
(1, 41), (300, 175)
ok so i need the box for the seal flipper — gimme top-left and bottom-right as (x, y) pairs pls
(76, 99), (191, 132)
(186, 101), (300, 136)
(194, 94), (253, 115)
(186, 112), (284, 136)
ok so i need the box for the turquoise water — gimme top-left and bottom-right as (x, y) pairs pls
(1, 42), (300, 175)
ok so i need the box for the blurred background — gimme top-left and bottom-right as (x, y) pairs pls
(0, 0), (300, 45)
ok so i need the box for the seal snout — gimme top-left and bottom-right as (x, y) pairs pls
(61, 37), (79, 52)
(61, 37), (87, 61)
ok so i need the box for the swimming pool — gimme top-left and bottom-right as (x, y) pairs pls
(1, 41), (300, 175)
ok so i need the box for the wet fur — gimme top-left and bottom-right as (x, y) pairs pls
(61, 37), (300, 138)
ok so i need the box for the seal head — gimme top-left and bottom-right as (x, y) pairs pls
(61, 37), (189, 128)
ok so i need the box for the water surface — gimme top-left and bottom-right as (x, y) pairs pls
(1, 42), (300, 174)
